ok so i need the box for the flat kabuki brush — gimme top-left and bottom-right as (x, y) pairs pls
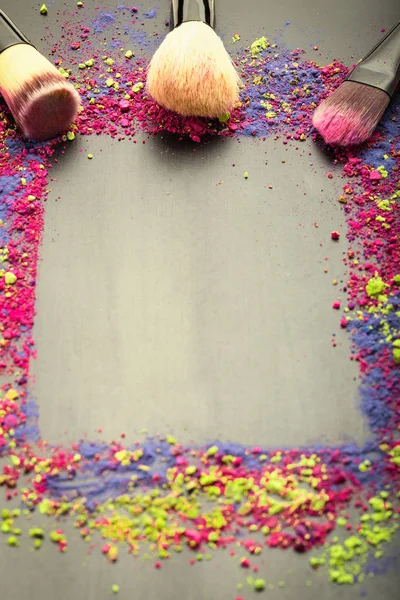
(0, 10), (80, 141)
(146, 0), (240, 118)
(313, 22), (400, 146)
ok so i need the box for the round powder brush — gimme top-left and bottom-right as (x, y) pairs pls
(0, 10), (81, 142)
(146, 0), (240, 118)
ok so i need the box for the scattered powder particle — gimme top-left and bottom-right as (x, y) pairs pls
(331, 231), (340, 241)
(250, 37), (270, 55)
(132, 82), (144, 93)
(107, 546), (118, 562)
(219, 112), (230, 123)
(29, 528), (45, 539)
(39, 4), (48, 15)
(111, 584), (119, 594)
(365, 274), (388, 298)
(7, 536), (19, 547)
(254, 578), (266, 591)
(4, 272), (17, 285)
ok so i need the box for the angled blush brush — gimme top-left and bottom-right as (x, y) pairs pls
(313, 22), (400, 146)
(0, 10), (81, 142)
(146, 0), (240, 118)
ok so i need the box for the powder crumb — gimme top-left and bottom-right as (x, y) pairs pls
(111, 584), (119, 594)
(5, 272), (17, 285)
(254, 578), (266, 591)
(219, 112), (230, 123)
(7, 536), (19, 547)
(39, 4), (48, 15)
(29, 528), (45, 539)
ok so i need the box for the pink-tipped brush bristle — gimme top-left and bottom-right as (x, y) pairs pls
(312, 81), (390, 147)
(146, 21), (240, 118)
(6, 74), (81, 142)
(0, 44), (81, 141)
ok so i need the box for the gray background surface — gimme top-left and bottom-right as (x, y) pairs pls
(1, 0), (399, 598)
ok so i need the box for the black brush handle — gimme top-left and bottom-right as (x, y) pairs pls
(347, 21), (400, 97)
(0, 10), (32, 54)
(171, 0), (214, 29)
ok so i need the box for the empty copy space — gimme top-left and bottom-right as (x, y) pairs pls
(31, 135), (367, 446)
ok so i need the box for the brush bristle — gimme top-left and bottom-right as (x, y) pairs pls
(312, 81), (390, 146)
(146, 21), (240, 118)
(0, 44), (81, 141)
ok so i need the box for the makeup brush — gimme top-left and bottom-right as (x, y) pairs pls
(313, 22), (400, 147)
(146, 0), (240, 118)
(0, 10), (80, 142)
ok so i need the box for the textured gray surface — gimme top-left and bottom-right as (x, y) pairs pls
(1, 0), (400, 599)
(33, 134), (366, 448)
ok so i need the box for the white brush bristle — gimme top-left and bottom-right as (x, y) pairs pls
(0, 44), (81, 141)
(146, 21), (240, 118)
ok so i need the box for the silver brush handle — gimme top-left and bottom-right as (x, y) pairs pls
(347, 21), (400, 98)
(171, 0), (215, 29)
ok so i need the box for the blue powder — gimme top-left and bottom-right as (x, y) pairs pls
(239, 47), (330, 138)
(366, 555), (398, 576)
(143, 8), (157, 19)
(78, 441), (109, 458)
(13, 398), (40, 444)
(129, 31), (152, 46)
(360, 103), (399, 170)
(351, 295), (400, 435)
(92, 12), (116, 34)
(0, 160), (36, 244)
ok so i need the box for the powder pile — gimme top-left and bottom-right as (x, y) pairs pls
(0, 3), (399, 595)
